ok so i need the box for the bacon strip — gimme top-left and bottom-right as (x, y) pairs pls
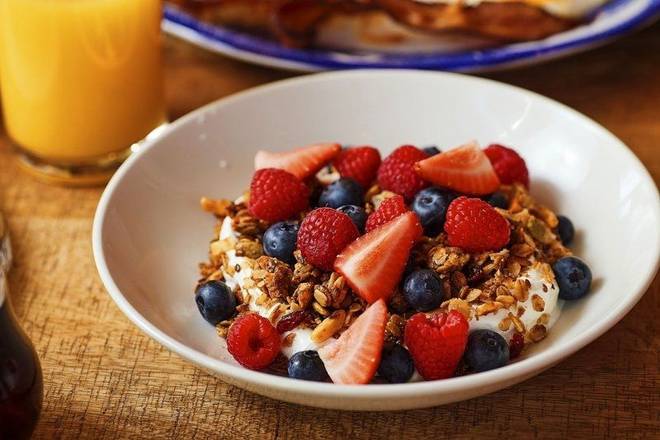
(172, 0), (578, 46)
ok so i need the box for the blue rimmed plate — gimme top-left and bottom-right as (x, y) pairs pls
(163, 0), (660, 72)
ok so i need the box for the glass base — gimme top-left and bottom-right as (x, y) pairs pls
(15, 146), (132, 187)
(11, 123), (168, 187)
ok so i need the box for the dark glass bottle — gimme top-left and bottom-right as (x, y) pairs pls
(0, 216), (42, 439)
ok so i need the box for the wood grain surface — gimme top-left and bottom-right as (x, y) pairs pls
(1, 23), (659, 440)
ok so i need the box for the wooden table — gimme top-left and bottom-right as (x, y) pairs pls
(1, 24), (659, 439)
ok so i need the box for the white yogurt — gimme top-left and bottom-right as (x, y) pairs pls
(218, 215), (561, 380)
(469, 265), (561, 338)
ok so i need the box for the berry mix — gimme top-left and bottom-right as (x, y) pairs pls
(195, 142), (593, 384)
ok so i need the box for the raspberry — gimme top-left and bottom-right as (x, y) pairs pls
(444, 196), (510, 253)
(484, 144), (529, 188)
(365, 194), (408, 233)
(333, 146), (381, 189)
(297, 208), (359, 270)
(404, 311), (469, 380)
(227, 313), (281, 370)
(377, 145), (429, 201)
(248, 168), (310, 222)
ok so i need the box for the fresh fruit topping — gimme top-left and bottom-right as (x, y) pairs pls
(276, 310), (310, 334)
(297, 208), (359, 270)
(556, 215), (575, 245)
(335, 212), (422, 304)
(403, 269), (444, 312)
(333, 146), (381, 188)
(411, 187), (456, 236)
(404, 310), (469, 380)
(337, 204), (368, 233)
(422, 146), (441, 156)
(464, 330), (510, 372)
(484, 144), (529, 187)
(227, 313), (281, 370)
(254, 142), (341, 180)
(195, 280), (236, 325)
(263, 221), (299, 264)
(509, 333), (525, 360)
(552, 256), (592, 300)
(287, 350), (329, 381)
(485, 191), (508, 209)
(365, 194), (408, 233)
(377, 145), (429, 201)
(444, 196), (510, 253)
(318, 178), (364, 209)
(248, 168), (310, 222)
(378, 343), (415, 384)
(414, 142), (500, 195)
(318, 299), (387, 384)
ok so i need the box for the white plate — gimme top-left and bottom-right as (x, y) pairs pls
(162, 0), (660, 72)
(93, 70), (660, 410)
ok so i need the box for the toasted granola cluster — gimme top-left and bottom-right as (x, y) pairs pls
(198, 182), (569, 352)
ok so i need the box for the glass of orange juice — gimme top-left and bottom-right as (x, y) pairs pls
(0, 0), (167, 185)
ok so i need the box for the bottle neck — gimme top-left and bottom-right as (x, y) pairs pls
(0, 274), (6, 307)
(0, 227), (11, 307)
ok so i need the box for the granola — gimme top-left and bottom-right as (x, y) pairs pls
(193, 142), (592, 385)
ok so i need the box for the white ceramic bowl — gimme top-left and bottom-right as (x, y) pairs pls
(93, 70), (660, 411)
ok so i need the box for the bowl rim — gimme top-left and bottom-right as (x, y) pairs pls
(92, 69), (660, 401)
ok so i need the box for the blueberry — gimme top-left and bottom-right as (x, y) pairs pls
(486, 192), (508, 209)
(378, 344), (414, 383)
(411, 187), (456, 236)
(337, 205), (367, 233)
(403, 269), (444, 312)
(552, 256), (592, 300)
(557, 215), (575, 245)
(287, 350), (328, 381)
(423, 146), (441, 156)
(464, 330), (509, 372)
(263, 221), (299, 264)
(318, 178), (364, 209)
(195, 280), (236, 325)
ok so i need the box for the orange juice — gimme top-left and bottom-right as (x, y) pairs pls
(0, 0), (166, 183)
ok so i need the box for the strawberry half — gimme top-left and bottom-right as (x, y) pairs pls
(414, 142), (500, 195)
(254, 142), (341, 180)
(335, 212), (422, 304)
(318, 299), (387, 384)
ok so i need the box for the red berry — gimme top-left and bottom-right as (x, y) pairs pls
(297, 208), (359, 270)
(484, 144), (529, 188)
(227, 313), (281, 370)
(248, 168), (310, 222)
(444, 196), (510, 253)
(509, 333), (525, 359)
(333, 146), (381, 189)
(414, 142), (500, 195)
(255, 143), (341, 180)
(365, 194), (409, 233)
(276, 310), (309, 334)
(404, 311), (469, 380)
(377, 145), (429, 201)
(318, 299), (387, 384)
(335, 212), (422, 304)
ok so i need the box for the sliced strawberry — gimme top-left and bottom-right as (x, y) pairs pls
(414, 141), (500, 195)
(254, 142), (341, 180)
(318, 299), (387, 384)
(335, 212), (422, 304)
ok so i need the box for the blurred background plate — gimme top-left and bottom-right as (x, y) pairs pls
(163, 0), (660, 72)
